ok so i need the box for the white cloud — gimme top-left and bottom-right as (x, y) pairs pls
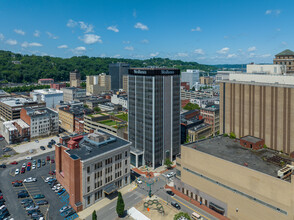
(227, 54), (237, 58)
(177, 52), (188, 57)
(265, 9), (281, 15)
(14, 29), (25, 35)
(123, 41), (130, 44)
(248, 46), (256, 52)
(150, 52), (159, 57)
(194, 49), (204, 55)
(72, 46), (86, 55)
(134, 22), (148, 30)
(79, 34), (102, 44)
(113, 54), (121, 58)
(191, 27), (201, 32)
(217, 47), (230, 54)
(79, 21), (94, 33)
(75, 46), (86, 51)
(46, 32), (58, 39)
(107, 26), (119, 33)
(260, 54), (271, 58)
(6, 39), (17, 45)
(57, 45), (68, 49)
(100, 53), (106, 57)
(67, 19), (78, 27)
(34, 30), (40, 37)
(124, 46), (134, 51)
(21, 42), (42, 48)
(141, 39), (149, 44)
(0, 33), (4, 41)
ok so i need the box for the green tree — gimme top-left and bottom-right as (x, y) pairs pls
(84, 104), (89, 109)
(94, 107), (101, 112)
(183, 103), (200, 110)
(174, 212), (191, 220)
(164, 158), (173, 169)
(116, 192), (125, 217)
(92, 210), (97, 220)
(229, 132), (236, 139)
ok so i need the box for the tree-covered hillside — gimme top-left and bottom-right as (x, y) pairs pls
(0, 50), (216, 83)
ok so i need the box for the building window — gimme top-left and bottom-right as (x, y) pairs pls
(87, 166), (90, 173)
(125, 151), (128, 157)
(87, 196), (91, 205)
(125, 159), (127, 165)
(87, 186), (90, 193)
(125, 176), (128, 184)
(87, 176), (90, 183)
(125, 168), (127, 174)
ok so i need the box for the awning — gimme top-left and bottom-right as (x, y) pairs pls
(104, 183), (118, 195)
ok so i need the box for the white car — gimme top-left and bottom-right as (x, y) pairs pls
(22, 163), (26, 168)
(23, 177), (37, 183)
(26, 205), (39, 211)
(15, 169), (20, 175)
(44, 177), (52, 183)
(25, 156), (32, 160)
(166, 172), (174, 178)
(137, 178), (142, 184)
(55, 186), (63, 192)
(32, 165), (36, 170)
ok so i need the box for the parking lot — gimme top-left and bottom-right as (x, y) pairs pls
(0, 151), (78, 220)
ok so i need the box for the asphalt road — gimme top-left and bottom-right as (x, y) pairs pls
(0, 151), (74, 220)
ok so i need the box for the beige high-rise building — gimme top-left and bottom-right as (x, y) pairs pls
(123, 75), (128, 92)
(70, 69), (81, 87)
(220, 73), (294, 155)
(86, 74), (111, 95)
(274, 49), (294, 74)
(199, 76), (213, 85)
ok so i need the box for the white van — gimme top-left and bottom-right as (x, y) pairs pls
(191, 212), (203, 220)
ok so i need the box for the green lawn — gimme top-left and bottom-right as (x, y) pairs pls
(99, 120), (117, 126)
(115, 113), (128, 121)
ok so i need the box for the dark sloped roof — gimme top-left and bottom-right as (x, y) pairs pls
(276, 49), (294, 56)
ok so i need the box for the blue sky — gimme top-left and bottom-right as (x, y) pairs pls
(0, 0), (292, 64)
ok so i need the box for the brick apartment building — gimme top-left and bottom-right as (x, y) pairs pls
(273, 49), (294, 74)
(200, 105), (219, 135)
(181, 82), (190, 91)
(55, 130), (131, 212)
(50, 83), (66, 90)
(20, 107), (59, 138)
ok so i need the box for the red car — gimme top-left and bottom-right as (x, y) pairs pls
(0, 196), (3, 200)
(10, 161), (18, 165)
(27, 162), (32, 166)
(11, 180), (23, 185)
(21, 168), (25, 174)
(50, 159), (55, 164)
(46, 156), (50, 161)
(48, 171), (56, 175)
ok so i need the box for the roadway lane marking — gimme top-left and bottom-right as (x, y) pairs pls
(171, 197), (211, 220)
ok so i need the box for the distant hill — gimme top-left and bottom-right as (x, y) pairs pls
(0, 50), (216, 83)
(213, 64), (247, 70)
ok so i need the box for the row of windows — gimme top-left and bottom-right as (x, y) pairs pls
(115, 171), (122, 179)
(105, 175), (113, 184)
(115, 162), (122, 170)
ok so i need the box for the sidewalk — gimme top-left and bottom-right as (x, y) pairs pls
(165, 185), (229, 220)
(77, 182), (138, 220)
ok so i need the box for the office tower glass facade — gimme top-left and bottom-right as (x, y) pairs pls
(109, 63), (130, 90)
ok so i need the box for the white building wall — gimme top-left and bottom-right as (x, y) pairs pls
(246, 64), (286, 75)
(229, 73), (294, 85)
(181, 69), (200, 88)
(111, 95), (128, 109)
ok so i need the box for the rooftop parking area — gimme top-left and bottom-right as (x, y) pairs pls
(185, 136), (283, 178)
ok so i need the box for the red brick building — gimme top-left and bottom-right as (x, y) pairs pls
(240, 136), (264, 150)
(55, 131), (131, 212)
(181, 82), (190, 91)
(50, 83), (66, 90)
(181, 99), (190, 108)
(74, 117), (84, 134)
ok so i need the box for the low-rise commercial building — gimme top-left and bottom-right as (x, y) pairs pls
(20, 107), (59, 138)
(181, 89), (213, 100)
(31, 89), (63, 109)
(0, 97), (45, 121)
(175, 137), (294, 220)
(111, 94), (128, 109)
(62, 87), (86, 103)
(2, 119), (30, 144)
(187, 123), (212, 142)
(247, 64), (286, 74)
(85, 98), (110, 110)
(190, 97), (219, 108)
(38, 78), (54, 84)
(50, 83), (66, 90)
(55, 130), (131, 212)
(200, 105), (219, 135)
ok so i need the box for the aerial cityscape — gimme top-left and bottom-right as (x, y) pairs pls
(0, 1), (293, 220)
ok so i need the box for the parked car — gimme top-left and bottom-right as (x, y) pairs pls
(47, 145), (52, 149)
(31, 212), (43, 218)
(32, 165), (36, 169)
(59, 205), (71, 213)
(48, 170), (56, 175)
(21, 198), (33, 204)
(22, 163), (26, 168)
(37, 159), (41, 163)
(36, 200), (48, 205)
(33, 194), (45, 199)
(27, 166), (31, 171)
(166, 190), (175, 196)
(18, 190), (28, 194)
(40, 146), (45, 151)
(26, 205), (39, 211)
(0, 164), (6, 168)
(57, 189), (66, 195)
(3, 147), (12, 152)
(13, 182), (23, 187)
(10, 161), (18, 165)
(65, 209), (75, 218)
(24, 177), (37, 183)
(136, 178), (142, 184)
(27, 162), (32, 166)
(50, 159), (55, 164)
(42, 160), (46, 166)
(44, 177), (52, 183)
(46, 156), (50, 161)
(11, 180), (22, 185)
(35, 140), (39, 143)
(37, 162), (41, 168)
(33, 160), (36, 165)
(23, 201), (34, 208)
(26, 156), (32, 160)
(171, 201), (181, 210)
(27, 209), (41, 216)
(18, 192), (29, 198)
(166, 172), (175, 178)
(55, 186), (63, 192)
(15, 169), (20, 175)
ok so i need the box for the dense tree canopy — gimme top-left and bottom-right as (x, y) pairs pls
(0, 50), (216, 83)
(183, 102), (200, 110)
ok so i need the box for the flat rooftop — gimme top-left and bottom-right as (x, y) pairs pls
(241, 135), (262, 144)
(0, 97), (38, 107)
(32, 89), (63, 95)
(65, 131), (130, 161)
(185, 136), (283, 178)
